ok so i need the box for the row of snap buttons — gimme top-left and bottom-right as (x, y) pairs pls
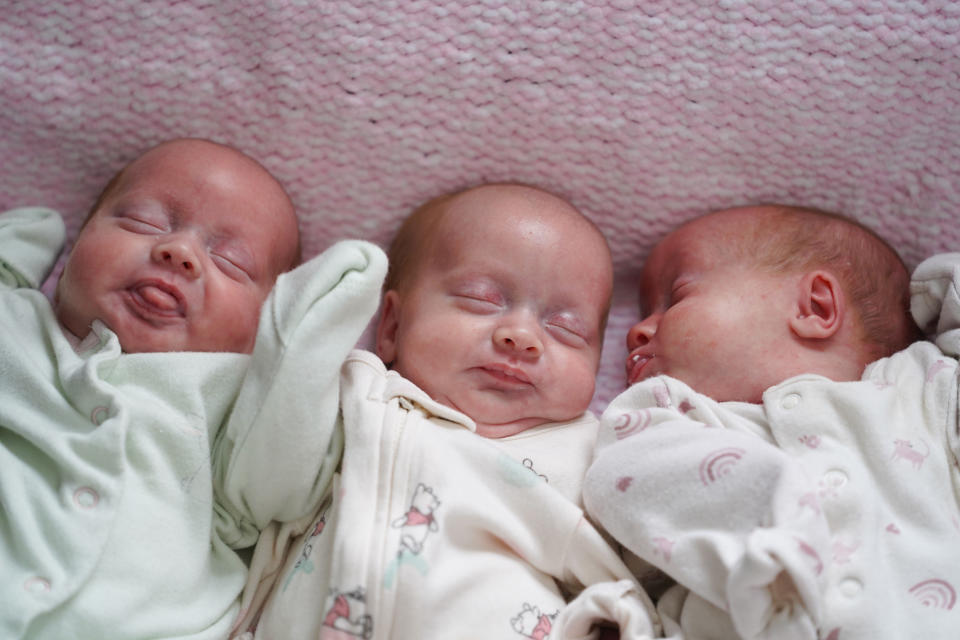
(779, 391), (863, 601)
(23, 487), (102, 595)
(775, 391), (865, 600)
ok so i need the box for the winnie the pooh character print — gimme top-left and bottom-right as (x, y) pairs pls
(511, 602), (558, 639)
(320, 586), (373, 639)
(392, 482), (440, 555)
(383, 482), (440, 587)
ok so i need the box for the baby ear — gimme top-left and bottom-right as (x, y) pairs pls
(375, 290), (402, 365)
(789, 270), (844, 340)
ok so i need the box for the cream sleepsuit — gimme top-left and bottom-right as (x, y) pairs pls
(232, 350), (657, 640)
(219, 246), (659, 638)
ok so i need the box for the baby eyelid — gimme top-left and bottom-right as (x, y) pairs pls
(213, 249), (254, 278)
(118, 211), (168, 232)
(549, 313), (587, 336)
(666, 279), (692, 303)
(457, 284), (503, 304)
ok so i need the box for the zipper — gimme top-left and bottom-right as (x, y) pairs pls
(369, 396), (414, 639)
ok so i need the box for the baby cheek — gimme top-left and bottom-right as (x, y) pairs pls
(212, 292), (264, 352)
(673, 321), (711, 351)
(554, 355), (597, 411)
(215, 317), (259, 353)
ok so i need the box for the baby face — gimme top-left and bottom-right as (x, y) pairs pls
(626, 212), (799, 403)
(55, 139), (298, 353)
(378, 186), (612, 437)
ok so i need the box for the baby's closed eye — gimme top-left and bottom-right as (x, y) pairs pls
(211, 252), (253, 281)
(451, 281), (505, 312)
(208, 237), (257, 281)
(116, 210), (169, 234)
(546, 313), (590, 346)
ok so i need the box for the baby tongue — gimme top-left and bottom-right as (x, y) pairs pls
(139, 285), (179, 311)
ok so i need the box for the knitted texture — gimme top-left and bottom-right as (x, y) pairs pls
(3, 0), (959, 410)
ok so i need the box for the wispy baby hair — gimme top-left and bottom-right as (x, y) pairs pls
(739, 204), (920, 360)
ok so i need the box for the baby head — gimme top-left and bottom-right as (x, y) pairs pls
(55, 138), (300, 354)
(376, 183), (614, 438)
(627, 204), (918, 403)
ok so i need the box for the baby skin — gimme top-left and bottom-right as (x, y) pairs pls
(56, 137), (299, 354)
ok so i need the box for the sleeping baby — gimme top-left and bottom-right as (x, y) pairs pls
(223, 183), (661, 639)
(0, 138), (372, 638)
(584, 204), (960, 639)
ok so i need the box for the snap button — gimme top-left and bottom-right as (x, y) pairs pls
(839, 577), (862, 597)
(90, 406), (109, 425)
(24, 577), (51, 593)
(780, 393), (801, 409)
(74, 487), (100, 509)
(823, 469), (848, 487)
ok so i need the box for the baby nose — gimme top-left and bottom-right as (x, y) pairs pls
(493, 324), (544, 357)
(626, 315), (658, 350)
(152, 238), (202, 278)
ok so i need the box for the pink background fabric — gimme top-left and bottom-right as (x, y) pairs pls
(3, 0), (959, 412)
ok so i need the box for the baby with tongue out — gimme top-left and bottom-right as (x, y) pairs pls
(0, 138), (386, 639)
(54, 137), (300, 354)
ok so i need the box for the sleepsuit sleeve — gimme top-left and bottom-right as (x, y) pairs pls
(584, 377), (830, 640)
(213, 239), (388, 548)
(911, 252), (960, 357)
(0, 207), (65, 291)
(910, 252), (960, 483)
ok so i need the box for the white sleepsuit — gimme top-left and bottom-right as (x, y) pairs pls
(584, 253), (960, 640)
(0, 207), (385, 639)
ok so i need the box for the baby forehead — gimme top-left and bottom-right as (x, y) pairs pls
(439, 250), (605, 287)
(641, 230), (697, 281)
(647, 213), (754, 266)
(440, 202), (595, 241)
(435, 235), (609, 291)
(431, 207), (600, 260)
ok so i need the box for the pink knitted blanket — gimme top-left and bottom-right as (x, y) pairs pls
(3, 0), (958, 411)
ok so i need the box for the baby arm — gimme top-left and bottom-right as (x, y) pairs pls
(584, 378), (829, 640)
(551, 521), (662, 640)
(911, 252), (960, 356)
(910, 252), (960, 483)
(0, 207), (65, 290)
(213, 240), (387, 547)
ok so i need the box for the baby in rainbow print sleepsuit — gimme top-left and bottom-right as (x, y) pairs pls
(584, 204), (960, 639)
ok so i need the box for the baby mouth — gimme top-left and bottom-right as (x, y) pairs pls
(626, 352), (653, 383)
(480, 363), (533, 386)
(130, 282), (185, 317)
